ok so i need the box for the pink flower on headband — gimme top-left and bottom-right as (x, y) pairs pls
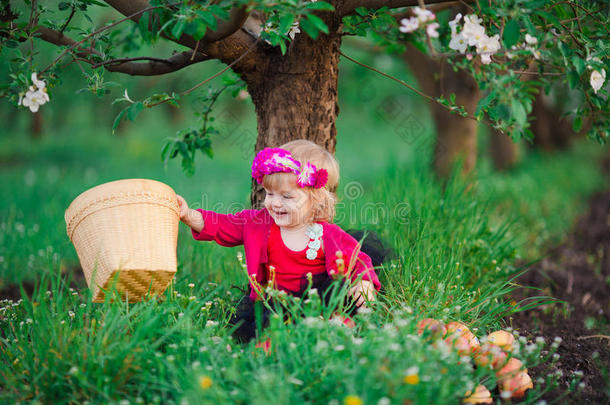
(251, 147), (328, 189)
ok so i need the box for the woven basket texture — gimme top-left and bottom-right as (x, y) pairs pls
(65, 179), (179, 302)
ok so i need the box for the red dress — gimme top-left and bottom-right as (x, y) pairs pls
(266, 222), (326, 294)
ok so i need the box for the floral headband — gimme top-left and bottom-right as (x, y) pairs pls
(251, 147), (328, 189)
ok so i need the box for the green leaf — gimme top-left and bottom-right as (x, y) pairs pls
(184, 21), (207, 41)
(181, 156), (195, 177)
(567, 69), (580, 89)
(279, 14), (295, 33)
(572, 115), (583, 133)
(138, 11), (151, 41)
(510, 98), (527, 126)
(475, 92), (494, 117)
(306, 1), (334, 11)
(161, 141), (172, 165)
(503, 20), (520, 48)
(355, 7), (369, 16)
(535, 10), (562, 29)
(279, 40), (287, 55)
(306, 14), (329, 34)
(572, 56), (585, 75)
(198, 10), (218, 31)
(58, 2), (70, 11)
(171, 19), (186, 39)
(127, 102), (144, 122)
(299, 18), (319, 40)
(112, 107), (128, 134)
(177, 141), (189, 158)
(209, 5), (229, 21)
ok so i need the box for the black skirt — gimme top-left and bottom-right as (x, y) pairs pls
(228, 272), (357, 343)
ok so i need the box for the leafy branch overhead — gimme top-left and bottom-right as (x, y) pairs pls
(1, 0), (609, 174)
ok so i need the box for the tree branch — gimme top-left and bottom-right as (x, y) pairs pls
(103, 0), (262, 74)
(36, 26), (210, 76)
(337, 0), (462, 17)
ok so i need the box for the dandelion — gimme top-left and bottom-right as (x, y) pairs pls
(188, 283), (195, 288)
(403, 366), (420, 385)
(199, 375), (213, 389)
(344, 395), (362, 405)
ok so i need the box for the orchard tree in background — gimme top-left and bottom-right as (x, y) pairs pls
(1, 0), (608, 203)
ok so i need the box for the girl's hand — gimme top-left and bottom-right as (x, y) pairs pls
(349, 279), (376, 308)
(176, 194), (204, 232)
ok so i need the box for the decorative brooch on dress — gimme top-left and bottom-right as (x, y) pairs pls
(251, 147), (328, 189)
(305, 223), (323, 260)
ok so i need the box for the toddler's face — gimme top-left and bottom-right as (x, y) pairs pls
(263, 181), (312, 229)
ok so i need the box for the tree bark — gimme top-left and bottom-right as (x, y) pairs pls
(244, 22), (342, 207)
(403, 44), (479, 178)
(489, 129), (519, 171)
(531, 92), (572, 150)
(30, 111), (43, 138)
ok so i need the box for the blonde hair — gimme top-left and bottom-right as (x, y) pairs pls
(262, 140), (340, 223)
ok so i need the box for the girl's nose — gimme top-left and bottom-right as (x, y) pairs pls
(271, 196), (282, 207)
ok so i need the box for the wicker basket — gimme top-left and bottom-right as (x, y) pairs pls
(65, 179), (179, 302)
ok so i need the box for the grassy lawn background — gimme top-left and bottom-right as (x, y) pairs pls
(0, 39), (608, 403)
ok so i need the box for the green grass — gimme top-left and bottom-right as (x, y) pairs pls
(0, 111), (606, 403)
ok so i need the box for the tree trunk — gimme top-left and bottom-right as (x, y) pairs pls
(30, 111), (43, 138)
(403, 44), (479, 178)
(531, 92), (572, 150)
(489, 129), (519, 171)
(244, 24), (341, 207)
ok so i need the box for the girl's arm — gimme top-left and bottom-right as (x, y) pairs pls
(177, 195), (204, 232)
(177, 195), (248, 247)
(340, 230), (382, 307)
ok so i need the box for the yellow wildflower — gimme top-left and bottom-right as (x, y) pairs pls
(404, 366), (420, 385)
(199, 375), (212, 390)
(344, 395), (363, 405)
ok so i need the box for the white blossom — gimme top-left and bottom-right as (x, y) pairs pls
(20, 87), (49, 113)
(449, 33), (468, 53)
(426, 22), (440, 38)
(462, 14), (486, 47)
(525, 33), (538, 45)
(399, 17), (419, 33)
(413, 7), (435, 23)
(477, 34), (501, 64)
(590, 69), (606, 94)
(448, 13), (462, 35)
(288, 22), (301, 40)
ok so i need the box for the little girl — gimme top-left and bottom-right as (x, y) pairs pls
(177, 140), (381, 341)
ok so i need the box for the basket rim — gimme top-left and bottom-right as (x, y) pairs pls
(65, 179), (178, 238)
